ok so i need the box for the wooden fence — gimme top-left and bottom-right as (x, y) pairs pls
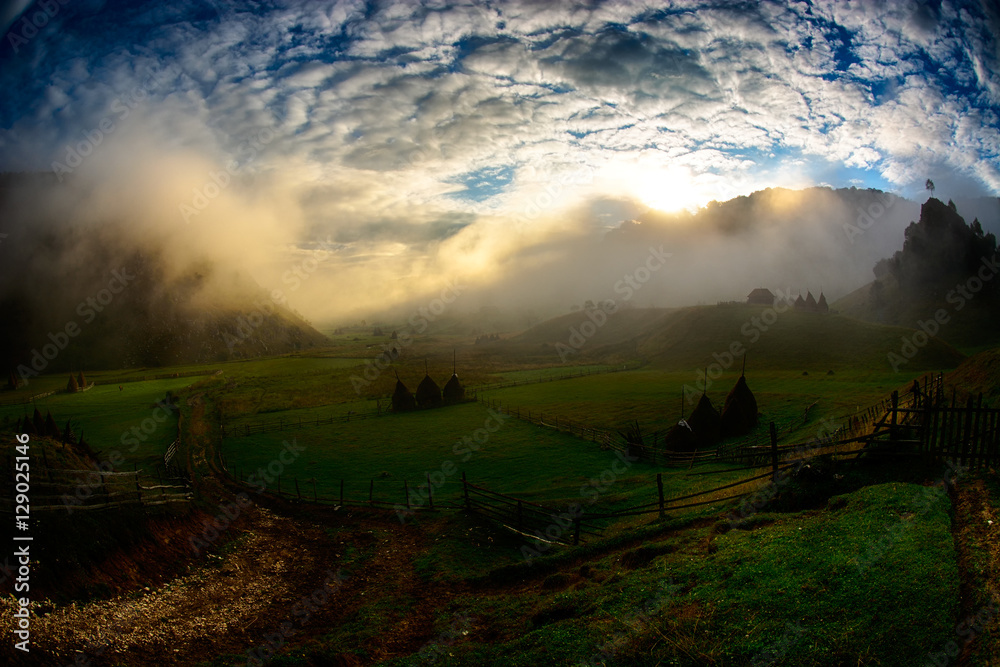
(0, 464), (192, 514)
(918, 396), (1000, 468)
(851, 389), (1000, 469)
(462, 475), (603, 545)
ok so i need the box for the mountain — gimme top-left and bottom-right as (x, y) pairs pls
(834, 198), (1000, 350)
(0, 173), (329, 376)
(1, 251), (329, 377)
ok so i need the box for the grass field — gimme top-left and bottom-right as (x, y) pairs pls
(0, 378), (196, 468)
(0, 323), (988, 666)
(477, 368), (932, 443)
(221, 400), (768, 518)
(247, 482), (958, 667)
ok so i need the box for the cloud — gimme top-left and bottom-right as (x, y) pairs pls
(0, 0), (997, 322)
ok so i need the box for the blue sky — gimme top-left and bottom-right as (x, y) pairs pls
(1, 0), (998, 315)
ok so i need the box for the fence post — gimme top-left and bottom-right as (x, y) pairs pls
(277, 475), (281, 495)
(769, 422), (778, 481)
(369, 479), (374, 506)
(295, 478), (301, 501)
(517, 500), (523, 533)
(405, 481), (410, 510)
(890, 390), (899, 443)
(657, 473), (665, 518)
(462, 472), (471, 510)
(312, 478), (317, 502)
(426, 472), (434, 511)
(340, 480), (345, 506)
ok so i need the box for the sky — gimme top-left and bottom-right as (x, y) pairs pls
(1, 0), (999, 321)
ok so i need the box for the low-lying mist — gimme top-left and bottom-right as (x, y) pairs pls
(2, 122), (998, 367)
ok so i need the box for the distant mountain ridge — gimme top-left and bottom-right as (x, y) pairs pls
(2, 250), (329, 379)
(0, 173), (329, 376)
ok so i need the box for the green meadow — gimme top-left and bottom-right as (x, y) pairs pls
(221, 400), (761, 517)
(0, 378), (195, 467)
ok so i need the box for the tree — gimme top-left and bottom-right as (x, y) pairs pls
(925, 179), (935, 197)
(77, 371), (86, 388)
(67, 374), (79, 393)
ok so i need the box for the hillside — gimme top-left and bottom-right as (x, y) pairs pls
(944, 347), (1000, 405)
(0, 173), (330, 376)
(0, 253), (329, 375)
(511, 306), (673, 354)
(835, 197), (1000, 350)
(508, 303), (965, 373)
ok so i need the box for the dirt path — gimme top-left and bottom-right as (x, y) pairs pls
(1, 393), (458, 666)
(951, 478), (1000, 666)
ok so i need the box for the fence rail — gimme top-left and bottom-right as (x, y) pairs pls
(0, 463), (192, 514)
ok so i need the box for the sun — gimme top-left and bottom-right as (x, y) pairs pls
(616, 161), (719, 213)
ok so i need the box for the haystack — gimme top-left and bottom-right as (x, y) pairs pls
(442, 351), (465, 405)
(44, 411), (61, 438)
(415, 361), (442, 409)
(32, 407), (44, 434)
(443, 374), (464, 404)
(721, 375), (758, 437)
(391, 373), (416, 412)
(687, 393), (722, 446)
(817, 292), (829, 312)
(662, 421), (695, 451)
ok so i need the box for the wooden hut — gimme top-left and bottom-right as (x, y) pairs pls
(747, 288), (775, 305)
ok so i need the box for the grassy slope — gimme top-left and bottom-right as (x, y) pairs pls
(636, 304), (964, 372)
(480, 368), (932, 442)
(239, 482), (957, 667)
(221, 401), (761, 515)
(834, 279), (1000, 353)
(944, 347), (1000, 405)
(0, 378), (194, 467)
(506, 304), (964, 372)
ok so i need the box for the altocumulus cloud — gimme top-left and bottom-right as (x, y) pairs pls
(0, 0), (998, 320)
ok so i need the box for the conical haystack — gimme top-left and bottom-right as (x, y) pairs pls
(442, 350), (465, 405)
(391, 374), (416, 412)
(663, 421), (695, 451)
(44, 411), (61, 438)
(721, 375), (758, 437)
(443, 374), (464, 404)
(687, 393), (722, 446)
(32, 407), (44, 434)
(416, 374), (442, 409)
